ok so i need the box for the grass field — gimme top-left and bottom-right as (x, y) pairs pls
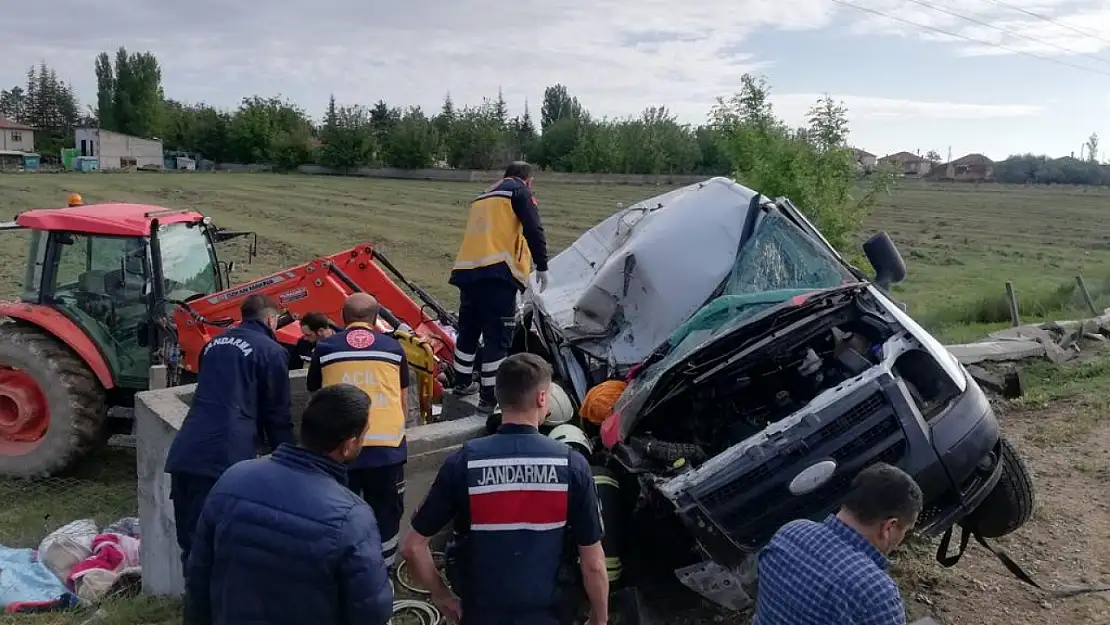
(3, 173), (1110, 344)
(1, 172), (1110, 624)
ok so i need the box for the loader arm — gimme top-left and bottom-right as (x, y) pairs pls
(171, 244), (457, 378)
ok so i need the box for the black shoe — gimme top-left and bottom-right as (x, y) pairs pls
(482, 404), (502, 434)
(477, 398), (498, 415)
(451, 381), (479, 396)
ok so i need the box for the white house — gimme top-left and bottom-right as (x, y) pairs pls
(0, 116), (34, 153)
(74, 127), (164, 170)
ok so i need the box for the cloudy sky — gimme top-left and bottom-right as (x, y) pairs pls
(5, 0), (1110, 160)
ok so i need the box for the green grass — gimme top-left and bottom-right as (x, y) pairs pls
(870, 181), (1110, 328)
(1010, 356), (1110, 446)
(0, 597), (181, 625)
(0, 447), (136, 549)
(2, 172), (1110, 623)
(3, 174), (1110, 337)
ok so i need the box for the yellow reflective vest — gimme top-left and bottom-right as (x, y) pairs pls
(315, 323), (406, 448)
(453, 179), (533, 288)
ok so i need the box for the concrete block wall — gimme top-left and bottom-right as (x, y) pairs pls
(135, 368), (486, 596)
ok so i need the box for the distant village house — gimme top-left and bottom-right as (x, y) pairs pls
(926, 153), (994, 182)
(0, 116), (34, 153)
(879, 151), (932, 176)
(851, 148), (877, 172)
(74, 127), (164, 170)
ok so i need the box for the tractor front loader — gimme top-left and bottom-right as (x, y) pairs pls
(0, 201), (457, 477)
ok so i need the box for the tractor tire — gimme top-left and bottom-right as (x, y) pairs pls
(0, 322), (107, 477)
(964, 436), (1035, 539)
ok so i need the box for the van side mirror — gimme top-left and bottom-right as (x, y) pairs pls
(862, 232), (906, 292)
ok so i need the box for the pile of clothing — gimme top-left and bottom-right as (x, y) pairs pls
(1, 517), (142, 613)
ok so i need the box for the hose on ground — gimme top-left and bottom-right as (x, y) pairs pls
(392, 599), (441, 625)
(395, 551), (447, 595)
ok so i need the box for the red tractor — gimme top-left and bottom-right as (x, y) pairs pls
(0, 202), (458, 477)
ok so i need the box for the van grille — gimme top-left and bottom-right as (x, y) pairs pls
(692, 390), (906, 550)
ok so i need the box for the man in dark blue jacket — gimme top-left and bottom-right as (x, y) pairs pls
(184, 384), (394, 625)
(165, 294), (295, 571)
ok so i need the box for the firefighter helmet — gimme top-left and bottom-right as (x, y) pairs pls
(544, 383), (575, 426)
(67, 193), (83, 207)
(548, 423), (593, 456)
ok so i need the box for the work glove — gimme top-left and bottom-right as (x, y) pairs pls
(535, 271), (550, 293)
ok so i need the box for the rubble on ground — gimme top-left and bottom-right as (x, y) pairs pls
(948, 309), (1110, 367)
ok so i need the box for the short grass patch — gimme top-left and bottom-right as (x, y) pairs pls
(1011, 356), (1110, 446)
(0, 447), (136, 549)
(3, 174), (1110, 337)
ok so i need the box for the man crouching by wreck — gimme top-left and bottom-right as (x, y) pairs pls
(754, 462), (922, 625)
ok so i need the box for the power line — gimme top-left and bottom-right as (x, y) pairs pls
(979, 0), (1110, 47)
(898, 0), (1110, 67)
(828, 0), (1110, 78)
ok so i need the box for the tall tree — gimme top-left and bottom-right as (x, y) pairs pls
(1, 63), (80, 157)
(492, 87), (509, 129)
(382, 107), (438, 169)
(712, 74), (893, 250)
(806, 95), (850, 152)
(540, 83), (583, 132)
(0, 86), (27, 121)
(94, 52), (115, 128)
(506, 100), (537, 161)
(445, 103), (506, 170)
(369, 100), (400, 141)
(228, 95), (313, 164)
(1086, 132), (1099, 163)
(318, 100), (376, 171)
(101, 47), (164, 137)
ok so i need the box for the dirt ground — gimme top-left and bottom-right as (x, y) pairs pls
(893, 392), (1110, 623)
(615, 355), (1110, 625)
(1, 373), (1108, 625)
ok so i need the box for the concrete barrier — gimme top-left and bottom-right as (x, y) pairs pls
(135, 368), (486, 596)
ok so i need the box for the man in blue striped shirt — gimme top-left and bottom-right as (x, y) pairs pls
(754, 463), (923, 625)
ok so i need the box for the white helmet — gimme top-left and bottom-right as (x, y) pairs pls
(548, 424), (593, 456)
(544, 383), (575, 426)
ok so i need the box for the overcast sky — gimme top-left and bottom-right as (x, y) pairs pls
(5, 0), (1110, 160)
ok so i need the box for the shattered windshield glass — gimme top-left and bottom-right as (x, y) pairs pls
(662, 210), (856, 365)
(613, 207), (858, 429)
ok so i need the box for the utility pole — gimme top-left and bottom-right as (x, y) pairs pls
(947, 146), (952, 162)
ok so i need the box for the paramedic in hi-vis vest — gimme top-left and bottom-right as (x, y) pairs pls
(306, 293), (410, 569)
(449, 161), (550, 419)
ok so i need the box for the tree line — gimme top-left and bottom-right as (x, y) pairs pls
(0, 63), (90, 157)
(992, 153), (1110, 185)
(2, 50), (1109, 190)
(0, 51), (901, 250)
(0, 50), (747, 175)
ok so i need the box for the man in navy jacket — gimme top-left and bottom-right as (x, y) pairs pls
(165, 294), (295, 571)
(184, 384), (394, 625)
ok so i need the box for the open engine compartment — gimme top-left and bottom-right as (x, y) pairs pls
(613, 289), (900, 474)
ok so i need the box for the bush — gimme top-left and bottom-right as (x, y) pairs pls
(710, 75), (895, 252)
